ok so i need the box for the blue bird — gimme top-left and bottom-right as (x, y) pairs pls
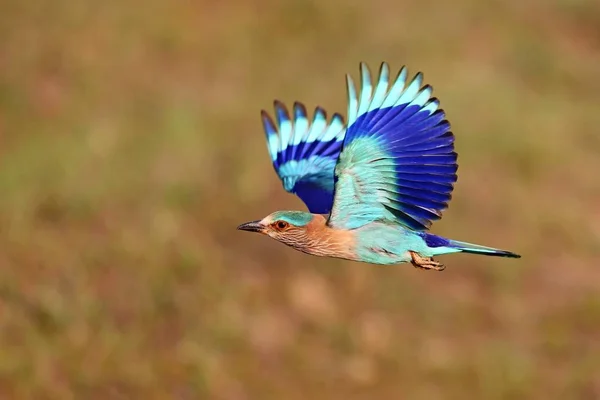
(238, 62), (520, 270)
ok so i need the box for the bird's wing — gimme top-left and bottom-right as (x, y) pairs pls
(262, 101), (346, 214)
(327, 62), (457, 231)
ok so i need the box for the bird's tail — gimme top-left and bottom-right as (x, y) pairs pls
(447, 239), (521, 258)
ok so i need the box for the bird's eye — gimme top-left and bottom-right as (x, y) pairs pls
(275, 221), (289, 230)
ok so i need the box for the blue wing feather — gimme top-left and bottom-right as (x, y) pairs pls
(262, 100), (346, 214)
(328, 62), (458, 230)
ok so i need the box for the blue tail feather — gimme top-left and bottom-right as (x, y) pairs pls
(422, 233), (521, 258)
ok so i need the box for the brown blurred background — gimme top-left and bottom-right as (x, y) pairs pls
(1, 0), (600, 398)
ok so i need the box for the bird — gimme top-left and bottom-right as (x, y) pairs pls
(237, 62), (520, 271)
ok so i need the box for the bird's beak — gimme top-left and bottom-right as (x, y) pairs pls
(237, 220), (264, 233)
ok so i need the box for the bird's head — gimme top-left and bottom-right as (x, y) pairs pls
(237, 210), (316, 249)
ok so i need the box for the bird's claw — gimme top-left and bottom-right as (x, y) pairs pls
(409, 251), (446, 271)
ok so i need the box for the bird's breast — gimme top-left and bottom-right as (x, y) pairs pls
(303, 220), (358, 261)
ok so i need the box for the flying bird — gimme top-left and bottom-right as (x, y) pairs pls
(238, 62), (520, 270)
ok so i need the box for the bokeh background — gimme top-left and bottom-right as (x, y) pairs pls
(2, 0), (600, 398)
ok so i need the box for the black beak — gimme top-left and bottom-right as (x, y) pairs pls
(237, 220), (264, 233)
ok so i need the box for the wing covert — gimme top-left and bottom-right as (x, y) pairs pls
(328, 62), (458, 230)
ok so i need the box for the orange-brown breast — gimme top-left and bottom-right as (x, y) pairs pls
(303, 214), (358, 261)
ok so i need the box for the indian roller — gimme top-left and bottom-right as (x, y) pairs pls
(238, 62), (521, 271)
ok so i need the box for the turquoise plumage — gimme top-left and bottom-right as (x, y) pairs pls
(238, 62), (520, 270)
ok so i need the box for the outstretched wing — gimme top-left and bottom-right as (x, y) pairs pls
(327, 62), (458, 231)
(262, 100), (346, 214)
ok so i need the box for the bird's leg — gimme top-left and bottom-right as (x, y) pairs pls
(409, 251), (446, 271)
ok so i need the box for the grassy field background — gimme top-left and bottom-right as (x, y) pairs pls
(1, 0), (600, 398)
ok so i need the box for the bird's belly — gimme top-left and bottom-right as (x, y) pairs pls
(354, 225), (430, 265)
(358, 248), (412, 265)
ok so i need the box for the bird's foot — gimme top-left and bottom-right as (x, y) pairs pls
(409, 251), (446, 271)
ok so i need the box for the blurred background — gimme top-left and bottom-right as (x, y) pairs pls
(1, 0), (600, 398)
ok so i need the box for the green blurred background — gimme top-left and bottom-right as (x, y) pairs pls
(1, 0), (600, 398)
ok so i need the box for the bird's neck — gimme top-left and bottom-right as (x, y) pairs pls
(299, 214), (357, 260)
